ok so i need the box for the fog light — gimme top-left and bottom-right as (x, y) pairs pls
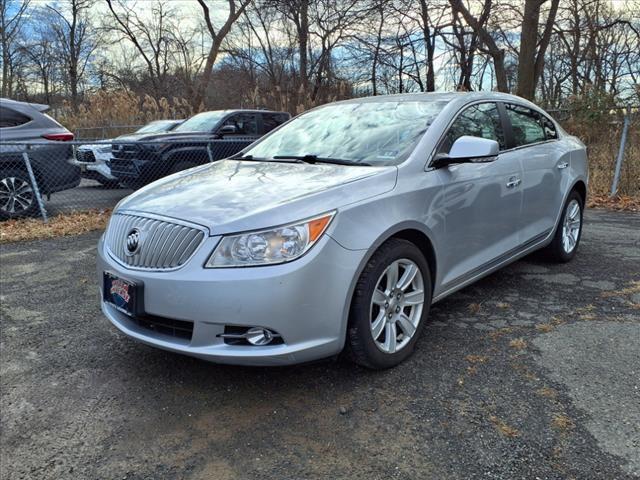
(246, 327), (273, 346)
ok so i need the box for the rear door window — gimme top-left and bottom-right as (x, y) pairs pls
(505, 104), (546, 147)
(439, 102), (506, 154)
(261, 113), (289, 134)
(0, 107), (31, 128)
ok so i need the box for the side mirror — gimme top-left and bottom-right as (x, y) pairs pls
(218, 124), (238, 135)
(432, 136), (499, 168)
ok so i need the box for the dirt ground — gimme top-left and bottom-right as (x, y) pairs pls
(1, 209), (638, 480)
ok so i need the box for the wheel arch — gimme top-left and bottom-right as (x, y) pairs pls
(572, 179), (587, 205)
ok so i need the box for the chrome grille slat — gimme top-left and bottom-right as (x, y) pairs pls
(105, 214), (205, 270)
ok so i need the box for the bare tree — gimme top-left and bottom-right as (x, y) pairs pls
(193, 0), (252, 107)
(516, 0), (560, 99)
(47, 0), (97, 105)
(449, 0), (509, 92)
(0, 0), (30, 97)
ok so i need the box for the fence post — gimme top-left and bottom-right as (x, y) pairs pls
(22, 151), (48, 223)
(610, 106), (631, 197)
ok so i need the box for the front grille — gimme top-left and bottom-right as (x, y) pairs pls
(106, 213), (205, 270)
(112, 144), (139, 159)
(76, 150), (96, 162)
(110, 159), (139, 177)
(132, 315), (193, 340)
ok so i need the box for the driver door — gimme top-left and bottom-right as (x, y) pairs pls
(435, 102), (524, 290)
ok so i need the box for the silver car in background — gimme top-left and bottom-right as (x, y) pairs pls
(98, 92), (588, 369)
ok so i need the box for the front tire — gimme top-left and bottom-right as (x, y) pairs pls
(544, 190), (584, 263)
(347, 238), (432, 369)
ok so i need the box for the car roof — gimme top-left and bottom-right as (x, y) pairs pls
(333, 91), (543, 108)
(0, 97), (49, 112)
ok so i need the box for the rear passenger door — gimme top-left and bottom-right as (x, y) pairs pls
(503, 104), (568, 243)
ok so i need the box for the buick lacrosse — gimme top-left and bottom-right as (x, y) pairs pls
(98, 92), (587, 369)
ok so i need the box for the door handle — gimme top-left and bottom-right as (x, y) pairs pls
(557, 161), (569, 169)
(506, 177), (521, 188)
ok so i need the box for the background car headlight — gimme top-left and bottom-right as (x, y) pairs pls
(205, 212), (335, 267)
(98, 145), (112, 153)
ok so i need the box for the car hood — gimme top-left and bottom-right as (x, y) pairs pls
(116, 159), (397, 234)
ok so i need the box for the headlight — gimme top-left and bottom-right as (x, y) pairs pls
(205, 212), (335, 267)
(98, 145), (112, 153)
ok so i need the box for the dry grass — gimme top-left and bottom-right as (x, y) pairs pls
(489, 415), (520, 438)
(551, 414), (574, 432)
(465, 354), (489, 364)
(57, 91), (195, 139)
(0, 209), (111, 244)
(509, 338), (528, 350)
(537, 387), (557, 399)
(535, 323), (555, 333)
(467, 302), (482, 314)
(601, 280), (640, 298)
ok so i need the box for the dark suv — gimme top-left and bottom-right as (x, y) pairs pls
(109, 109), (290, 189)
(0, 98), (80, 219)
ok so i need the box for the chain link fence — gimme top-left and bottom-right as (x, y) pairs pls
(1, 108), (637, 223)
(0, 137), (258, 222)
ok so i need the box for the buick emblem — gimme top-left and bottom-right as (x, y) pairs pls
(125, 228), (141, 256)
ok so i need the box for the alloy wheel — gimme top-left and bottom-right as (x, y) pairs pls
(0, 176), (34, 214)
(561, 199), (581, 253)
(370, 258), (425, 354)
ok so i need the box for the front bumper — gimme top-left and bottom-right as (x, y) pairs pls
(97, 232), (364, 366)
(70, 158), (117, 181)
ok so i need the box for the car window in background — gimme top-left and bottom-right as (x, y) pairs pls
(0, 107), (31, 128)
(246, 101), (448, 166)
(174, 111), (226, 133)
(135, 121), (179, 134)
(439, 102), (505, 154)
(505, 104), (546, 146)
(221, 113), (259, 135)
(262, 113), (290, 134)
(540, 114), (558, 140)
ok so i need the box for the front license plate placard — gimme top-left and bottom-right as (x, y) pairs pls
(103, 272), (141, 316)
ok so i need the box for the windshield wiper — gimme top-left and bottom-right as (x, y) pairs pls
(272, 154), (371, 166)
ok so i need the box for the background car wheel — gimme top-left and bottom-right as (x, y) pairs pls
(544, 190), (584, 263)
(0, 169), (39, 220)
(346, 238), (432, 369)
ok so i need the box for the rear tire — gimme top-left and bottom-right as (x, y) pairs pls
(544, 190), (584, 263)
(346, 238), (432, 369)
(0, 168), (39, 220)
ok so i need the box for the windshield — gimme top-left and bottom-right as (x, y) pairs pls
(245, 100), (447, 166)
(135, 120), (179, 134)
(174, 111), (226, 133)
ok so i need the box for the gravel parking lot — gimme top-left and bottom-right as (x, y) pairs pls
(1, 209), (638, 480)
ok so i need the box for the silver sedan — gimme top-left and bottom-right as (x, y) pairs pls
(97, 92), (588, 369)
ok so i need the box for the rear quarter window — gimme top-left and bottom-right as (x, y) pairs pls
(0, 107), (31, 128)
(540, 114), (558, 140)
